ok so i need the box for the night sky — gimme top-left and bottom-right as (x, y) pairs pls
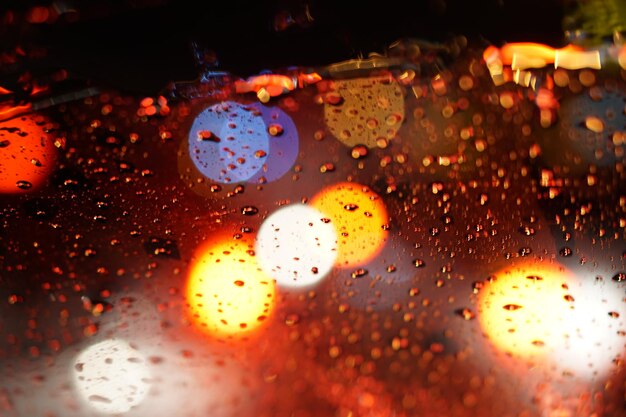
(0, 0), (566, 93)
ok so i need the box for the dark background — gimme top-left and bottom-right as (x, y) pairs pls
(0, 0), (567, 94)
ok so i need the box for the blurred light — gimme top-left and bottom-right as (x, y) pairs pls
(323, 77), (404, 148)
(72, 339), (151, 414)
(185, 236), (276, 336)
(511, 53), (548, 70)
(0, 113), (57, 194)
(234, 74), (296, 98)
(619, 45), (626, 69)
(491, 43), (582, 67)
(479, 263), (625, 378)
(247, 103), (299, 183)
(311, 182), (388, 267)
(560, 272), (626, 378)
(478, 264), (574, 359)
(554, 50), (601, 70)
(297, 72), (322, 87)
(256, 204), (337, 289)
(483, 43), (601, 87)
(188, 102), (269, 183)
(26, 6), (50, 24)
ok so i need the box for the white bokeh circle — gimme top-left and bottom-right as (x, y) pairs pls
(256, 204), (338, 288)
(72, 339), (151, 414)
(550, 276), (626, 378)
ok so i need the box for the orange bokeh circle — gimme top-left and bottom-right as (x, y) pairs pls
(0, 113), (57, 194)
(310, 182), (388, 268)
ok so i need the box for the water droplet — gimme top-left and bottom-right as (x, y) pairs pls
(526, 275), (543, 281)
(559, 247), (573, 257)
(472, 281), (485, 294)
(268, 123), (284, 136)
(585, 116), (604, 133)
(518, 247), (532, 257)
(350, 145), (368, 159)
(325, 92), (343, 105)
(88, 395), (112, 404)
(608, 311), (620, 318)
(319, 163), (335, 173)
(413, 259), (426, 268)
(518, 226), (536, 236)
(241, 206), (259, 216)
(440, 215), (453, 225)
(197, 130), (220, 142)
(365, 118), (379, 129)
(612, 272), (625, 282)
(503, 304), (523, 311)
(234, 280), (245, 287)
(455, 308), (476, 320)
(563, 294), (575, 302)
(285, 313), (300, 326)
(314, 130), (325, 141)
(531, 340), (545, 347)
(16, 180), (32, 190)
(343, 203), (359, 211)
(0, 139), (10, 147)
(351, 269), (368, 278)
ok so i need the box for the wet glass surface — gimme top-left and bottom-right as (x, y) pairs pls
(1, 4), (626, 417)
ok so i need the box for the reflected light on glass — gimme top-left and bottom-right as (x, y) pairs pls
(323, 77), (404, 148)
(188, 102), (269, 183)
(185, 236), (276, 337)
(256, 204), (337, 289)
(0, 113), (57, 194)
(478, 263), (626, 378)
(247, 103), (299, 183)
(72, 339), (151, 415)
(311, 182), (388, 268)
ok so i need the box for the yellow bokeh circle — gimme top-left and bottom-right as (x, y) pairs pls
(185, 236), (276, 337)
(323, 77), (404, 148)
(478, 262), (576, 360)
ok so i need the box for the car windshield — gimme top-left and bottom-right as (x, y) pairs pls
(0, 2), (625, 417)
